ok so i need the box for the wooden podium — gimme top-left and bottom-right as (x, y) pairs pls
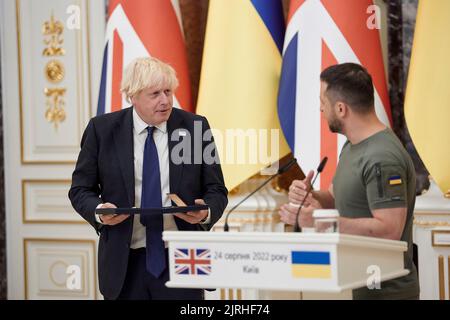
(163, 231), (410, 299)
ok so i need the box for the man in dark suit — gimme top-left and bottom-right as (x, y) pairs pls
(69, 57), (228, 300)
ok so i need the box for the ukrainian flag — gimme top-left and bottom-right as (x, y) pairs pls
(404, 0), (450, 195)
(291, 251), (332, 279)
(389, 175), (402, 186)
(196, 0), (290, 190)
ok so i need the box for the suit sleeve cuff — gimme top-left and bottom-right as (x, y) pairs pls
(95, 203), (104, 224)
(200, 208), (211, 224)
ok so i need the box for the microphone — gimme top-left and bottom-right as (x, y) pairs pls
(223, 158), (297, 232)
(293, 157), (328, 232)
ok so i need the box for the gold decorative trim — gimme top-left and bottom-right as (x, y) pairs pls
(448, 256), (450, 300)
(23, 238), (97, 300)
(223, 209), (280, 215)
(415, 211), (450, 217)
(16, 0), (92, 164)
(438, 255), (445, 300)
(85, 0), (93, 120)
(226, 216), (277, 223)
(44, 87), (67, 129)
(228, 289), (234, 300)
(219, 288), (240, 300)
(42, 12), (65, 56)
(22, 179), (86, 224)
(431, 230), (450, 248)
(45, 60), (65, 83)
(220, 209), (281, 227)
(75, 0), (82, 141)
(413, 220), (450, 228)
(16, 0), (25, 164)
(219, 218), (267, 225)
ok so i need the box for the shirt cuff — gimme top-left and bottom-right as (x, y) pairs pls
(200, 208), (211, 224)
(95, 203), (104, 224)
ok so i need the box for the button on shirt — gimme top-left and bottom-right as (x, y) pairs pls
(131, 108), (178, 249)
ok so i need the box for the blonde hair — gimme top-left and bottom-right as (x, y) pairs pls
(120, 57), (179, 103)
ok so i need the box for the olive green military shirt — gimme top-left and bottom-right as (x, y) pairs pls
(333, 128), (420, 300)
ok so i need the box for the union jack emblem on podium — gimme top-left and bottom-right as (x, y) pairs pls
(174, 248), (211, 275)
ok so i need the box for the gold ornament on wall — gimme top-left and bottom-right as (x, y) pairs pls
(45, 60), (65, 83)
(42, 12), (65, 56)
(42, 11), (67, 130)
(44, 87), (66, 129)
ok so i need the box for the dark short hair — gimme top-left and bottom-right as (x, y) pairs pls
(320, 63), (374, 114)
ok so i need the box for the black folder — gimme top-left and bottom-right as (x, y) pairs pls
(95, 205), (209, 216)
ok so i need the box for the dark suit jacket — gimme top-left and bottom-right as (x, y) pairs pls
(69, 106), (228, 299)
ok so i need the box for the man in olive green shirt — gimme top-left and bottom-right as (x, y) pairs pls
(279, 63), (420, 299)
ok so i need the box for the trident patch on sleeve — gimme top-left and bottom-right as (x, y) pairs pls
(388, 175), (402, 185)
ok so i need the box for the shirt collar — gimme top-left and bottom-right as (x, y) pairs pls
(133, 107), (167, 134)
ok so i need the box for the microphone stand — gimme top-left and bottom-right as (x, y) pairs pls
(293, 157), (328, 232)
(223, 158), (297, 232)
(293, 173), (320, 232)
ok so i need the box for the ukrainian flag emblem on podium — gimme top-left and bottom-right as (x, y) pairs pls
(291, 251), (332, 279)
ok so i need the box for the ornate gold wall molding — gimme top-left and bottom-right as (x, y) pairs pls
(42, 12), (65, 56)
(438, 255), (445, 300)
(42, 12), (66, 130)
(44, 87), (66, 129)
(45, 60), (65, 83)
(414, 220), (450, 228)
(16, 0), (93, 164)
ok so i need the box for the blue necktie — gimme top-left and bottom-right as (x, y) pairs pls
(140, 126), (166, 278)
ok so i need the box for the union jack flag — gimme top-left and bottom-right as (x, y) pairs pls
(174, 248), (211, 275)
(278, 0), (392, 190)
(97, 0), (193, 115)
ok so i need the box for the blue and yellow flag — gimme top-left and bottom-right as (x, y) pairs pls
(291, 251), (331, 279)
(196, 0), (290, 190)
(404, 0), (450, 196)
